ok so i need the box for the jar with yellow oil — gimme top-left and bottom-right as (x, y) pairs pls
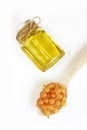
(16, 17), (65, 71)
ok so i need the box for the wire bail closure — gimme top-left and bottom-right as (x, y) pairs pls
(16, 16), (41, 43)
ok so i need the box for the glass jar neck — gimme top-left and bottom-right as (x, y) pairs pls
(16, 20), (39, 44)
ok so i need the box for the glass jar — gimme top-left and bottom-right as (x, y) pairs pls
(16, 17), (65, 71)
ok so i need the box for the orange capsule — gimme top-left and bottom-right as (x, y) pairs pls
(57, 93), (63, 99)
(43, 98), (49, 104)
(51, 93), (56, 98)
(43, 109), (50, 118)
(47, 83), (55, 89)
(40, 104), (47, 110)
(46, 93), (51, 99)
(44, 87), (50, 93)
(37, 99), (43, 106)
(55, 99), (60, 107)
(40, 91), (47, 97)
(54, 108), (59, 113)
(61, 100), (66, 106)
(49, 99), (55, 105)
(62, 96), (67, 101)
(61, 87), (66, 93)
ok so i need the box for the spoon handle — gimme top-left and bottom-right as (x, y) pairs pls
(61, 43), (87, 86)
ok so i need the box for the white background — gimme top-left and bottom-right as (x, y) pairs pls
(0, 0), (87, 130)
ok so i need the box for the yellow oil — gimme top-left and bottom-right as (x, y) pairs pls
(21, 30), (65, 71)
